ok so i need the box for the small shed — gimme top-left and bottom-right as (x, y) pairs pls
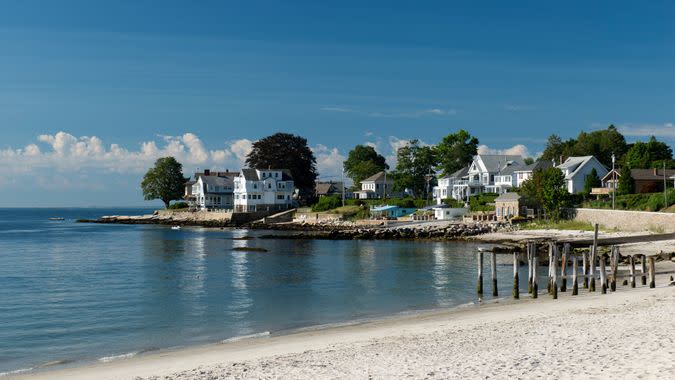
(433, 205), (469, 220)
(494, 193), (527, 221)
(370, 205), (417, 219)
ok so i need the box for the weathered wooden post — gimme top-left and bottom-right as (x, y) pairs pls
(532, 254), (538, 298)
(560, 243), (569, 292)
(610, 246), (618, 292)
(641, 254), (647, 286)
(527, 243), (533, 294)
(589, 245), (596, 292)
(552, 245), (558, 299)
(513, 251), (519, 299)
(491, 251), (498, 297)
(648, 256), (655, 288)
(582, 248), (588, 288)
(629, 255), (636, 288)
(477, 250), (484, 296)
(547, 243), (553, 294)
(572, 252), (578, 295)
(600, 253), (607, 294)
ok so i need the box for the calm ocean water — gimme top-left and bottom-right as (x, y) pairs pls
(0, 208), (536, 375)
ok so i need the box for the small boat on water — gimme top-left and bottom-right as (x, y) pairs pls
(171, 226), (181, 230)
(48, 217), (65, 221)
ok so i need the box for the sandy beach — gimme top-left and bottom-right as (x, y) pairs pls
(10, 263), (674, 380)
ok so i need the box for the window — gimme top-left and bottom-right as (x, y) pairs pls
(258, 194), (262, 199)
(268, 183), (271, 189)
(275, 172), (278, 178)
(277, 195), (284, 200)
(254, 184), (257, 189)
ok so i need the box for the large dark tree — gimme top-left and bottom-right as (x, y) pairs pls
(538, 126), (629, 167)
(435, 130), (479, 176)
(583, 168), (601, 195)
(343, 145), (388, 186)
(392, 139), (438, 197)
(538, 134), (575, 164)
(617, 165), (635, 195)
(246, 132), (317, 199)
(141, 157), (186, 208)
(624, 136), (673, 169)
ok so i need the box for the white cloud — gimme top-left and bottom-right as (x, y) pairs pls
(321, 106), (456, 118)
(478, 144), (531, 157)
(313, 144), (346, 179)
(618, 123), (675, 139)
(503, 105), (536, 112)
(0, 132), (257, 182)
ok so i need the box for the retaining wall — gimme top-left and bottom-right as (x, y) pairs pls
(569, 208), (675, 233)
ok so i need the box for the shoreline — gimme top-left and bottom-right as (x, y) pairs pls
(9, 267), (675, 380)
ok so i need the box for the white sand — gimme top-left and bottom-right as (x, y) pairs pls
(12, 269), (674, 380)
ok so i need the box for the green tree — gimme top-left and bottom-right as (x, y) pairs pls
(392, 139), (437, 197)
(246, 132), (318, 199)
(538, 134), (574, 164)
(617, 165), (635, 195)
(569, 125), (628, 167)
(523, 157), (535, 165)
(583, 168), (601, 195)
(435, 129), (479, 176)
(141, 157), (186, 209)
(343, 145), (388, 186)
(520, 168), (568, 221)
(624, 136), (673, 169)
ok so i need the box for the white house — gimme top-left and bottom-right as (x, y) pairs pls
(433, 166), (469, 205)
(513, 160), (554, 187)
(184, 170), (236, 210)
(556, 156), (608, 194)
(433, 205), (468, 220)
(233, 168), (295, 212)
(440, 155), (526, 202)
(353, 171), (394, 199)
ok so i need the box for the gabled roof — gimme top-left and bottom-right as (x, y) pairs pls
(630, 168), (675, 181)
(477, 155), (525, 172)
(601, 169), (621, 182)
(514, 160), (554, 172)
(440, 166), (469, 179)
(315, 182), (339, 195)
(362, 171), (392, 183)
(240, 168), (294, 181)
(556, 156), (607, 179)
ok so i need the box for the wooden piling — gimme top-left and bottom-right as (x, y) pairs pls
(547, 243), (553, 294)
(589, 245), (596, 292)
(572, 252), (578, 295)
(629, 255), (636, 288)
(582, 249), (588, 289)
(552, 245), (558, 299)
(648, 256), (655, 288)
(600, 254), (607, 294)
(491, 251), (498, 297)
(513, 251), (519, 299)
(641, 254), (647, 286)
(477, 250), (484, 296)
(527, 243), (533, 294)
(532, 254), (538, 298)
(560, 243), (569, 292)
(610, 246), (619, 292)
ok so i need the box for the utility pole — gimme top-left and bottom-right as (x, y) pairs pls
(611, 153), (616, 210)
(383, 170), (387, 199)
(341, 164), (345, 207)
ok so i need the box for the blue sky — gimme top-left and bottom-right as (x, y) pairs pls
(1, 1), (674, 206)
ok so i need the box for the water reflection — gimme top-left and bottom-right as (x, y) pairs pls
(431, 243), (452, 307)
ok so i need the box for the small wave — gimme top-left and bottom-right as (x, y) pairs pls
(0, 367), (34, 377)
(220, 331), (270, 343)
(98, 351), (138, 363)
(38, 359), (72, 368)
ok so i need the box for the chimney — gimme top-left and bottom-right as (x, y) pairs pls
(204, 169), (210, 176)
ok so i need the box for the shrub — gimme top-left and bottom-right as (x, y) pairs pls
(311, 196), (342, 212)
(168, 202), (188, 210)
(443, 198), (465, 208)
(469, 193), (498, 212)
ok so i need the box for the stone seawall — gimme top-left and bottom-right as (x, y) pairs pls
(570, 208), (675, 233)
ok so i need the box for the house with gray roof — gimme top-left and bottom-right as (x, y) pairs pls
(443, 154), (526, 202)
(233, 168), (295, 212)
(513, 160), (554, 187)
(184, 169), (236, 210)
(353, 171), (394, 199)
(433, 166), (469, 205)
(556, 156), (608, 194)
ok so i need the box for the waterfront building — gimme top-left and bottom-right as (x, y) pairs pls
(556, 156), (608, 194)
(184, 169), (236, 210)
(233, 168), (295, 212)
(353, 171), (394, 199)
